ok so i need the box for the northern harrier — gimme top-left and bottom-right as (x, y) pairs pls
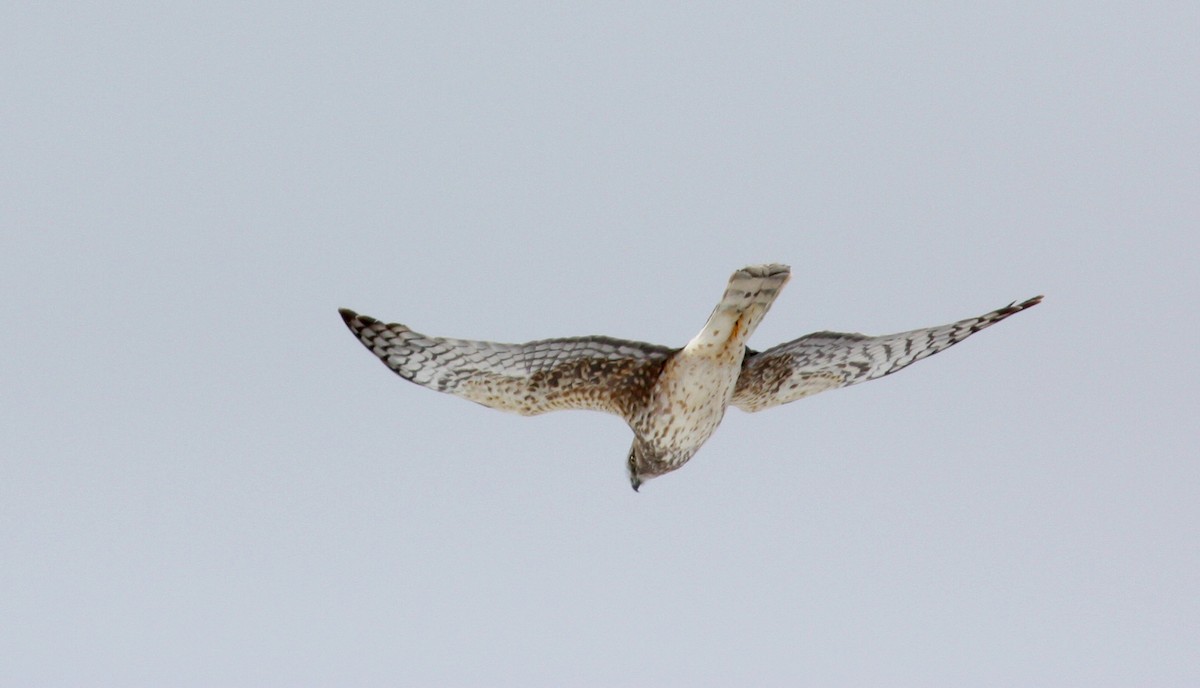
(339, 264), (1041, 490)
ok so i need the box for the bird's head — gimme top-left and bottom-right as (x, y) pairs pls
(627, 438), (686, 492)
(628, 439), (657, 487)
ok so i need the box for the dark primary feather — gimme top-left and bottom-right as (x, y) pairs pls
(731, 296), (1043, 412)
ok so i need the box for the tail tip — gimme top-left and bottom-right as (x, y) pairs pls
(737, 263), (791, 279)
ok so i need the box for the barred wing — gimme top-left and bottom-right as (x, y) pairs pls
(339, 309), (674, 418)
(731, 296), (1042, 412)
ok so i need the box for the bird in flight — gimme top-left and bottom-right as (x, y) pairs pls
(339, 264), (1041, 490)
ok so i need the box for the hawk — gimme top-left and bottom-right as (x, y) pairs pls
(339, 264), (1041, 490)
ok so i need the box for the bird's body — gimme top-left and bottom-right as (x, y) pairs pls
(622, 265), (789, 485)
(339, 264), (1041, 490)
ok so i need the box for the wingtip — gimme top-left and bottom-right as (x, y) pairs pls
(338, 308), (358, 326)
(991, 295), (1043, 321)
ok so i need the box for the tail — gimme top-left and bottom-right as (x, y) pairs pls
(686, 264), (791, 352)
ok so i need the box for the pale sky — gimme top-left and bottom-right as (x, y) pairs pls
(3, 3), (1197, 686)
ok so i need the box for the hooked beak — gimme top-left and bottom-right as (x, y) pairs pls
(630, 475), (642, 492)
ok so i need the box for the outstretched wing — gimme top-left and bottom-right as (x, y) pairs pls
(731, 296), (1042, 412)
(339, 309), (674, 418)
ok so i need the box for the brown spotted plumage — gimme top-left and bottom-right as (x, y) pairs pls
(338, 265), (1041, 490)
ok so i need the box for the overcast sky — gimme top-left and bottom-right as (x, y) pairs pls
(3, 3), (1197, 686)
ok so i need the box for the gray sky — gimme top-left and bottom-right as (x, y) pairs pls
(3, 3), (1197, 686)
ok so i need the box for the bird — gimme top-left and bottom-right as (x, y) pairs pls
(338, 264), (1041, 490)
